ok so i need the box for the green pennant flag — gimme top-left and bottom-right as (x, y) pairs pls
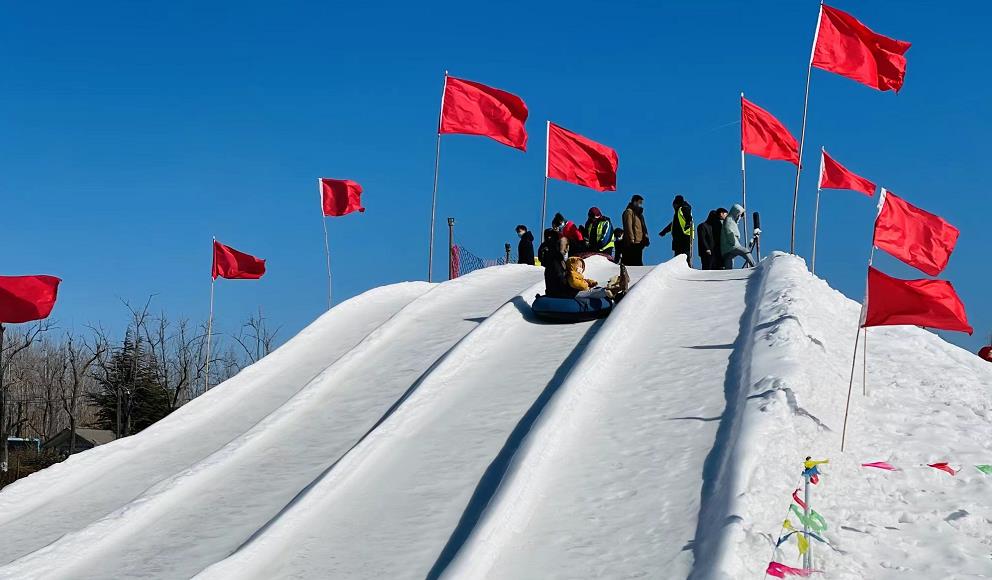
(976, 465), (992, 475)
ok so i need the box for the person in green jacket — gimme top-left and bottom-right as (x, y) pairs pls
(721, 204), (756, 269)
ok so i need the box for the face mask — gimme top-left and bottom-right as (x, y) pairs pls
(517, 231), (524, 238)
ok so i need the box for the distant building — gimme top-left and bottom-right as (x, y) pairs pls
(42, 429), (116, 455)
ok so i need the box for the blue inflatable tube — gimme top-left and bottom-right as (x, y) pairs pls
(531, 295), (613, 323)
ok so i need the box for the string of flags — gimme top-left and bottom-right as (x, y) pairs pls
(861, 461), (992, 476)
(766, 458), (829, 578)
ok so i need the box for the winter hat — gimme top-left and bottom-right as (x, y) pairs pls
(588, 207), (602, 218)
(630, 194), (644, 203)
(673, 194), (685, 206)
(552, 212), (566, 228)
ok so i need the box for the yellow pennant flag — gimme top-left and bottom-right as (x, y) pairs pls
(797, 533), (809, 556)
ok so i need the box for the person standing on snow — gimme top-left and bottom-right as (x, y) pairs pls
(697, 208), (727, 270)
(621, 195), (649, 266)
(721, 204), (756, 269)
(659, 194), (693, 267)
(583, 207), (615, 256)
(516, 225), (535, 265)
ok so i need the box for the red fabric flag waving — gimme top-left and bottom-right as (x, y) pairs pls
(439, 76), (528, 151)
(212, 241), (266, 280)
(320, 178), (365, 217)
(741, 96), (799, 165)
(863, 267), (972, 334)
(874, 190), (959, 276)
(927, 462), (957, 476)
(819, 149), (875, 196)
(546, 122), (618, 192)
(813, 5), (911, 93)
(0, 275), (61, 323)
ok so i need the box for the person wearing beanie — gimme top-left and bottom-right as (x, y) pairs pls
(621, 194), (648, 266)
(659, 194), (694, 267)
(583, 206), (615, 256)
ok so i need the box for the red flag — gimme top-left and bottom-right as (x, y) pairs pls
(439, 76), (528, 151)
(861, 461), (897, 471)
(874, 190), (959, 276)
(863, 267), (972, 334)
(320, 178), (365, 217)
(0, 275), (61, 323)
(212, 241), (266, 280)
(766, 561), (816, 578)
(741, 96), (799, 165)
(546, 122), (618, 192)
(927, 462), (957, 476)
(813, 5), (911, 93)
(819, 149), (875, 196)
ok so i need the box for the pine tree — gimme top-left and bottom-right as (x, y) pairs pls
(88, 331), (172, 436)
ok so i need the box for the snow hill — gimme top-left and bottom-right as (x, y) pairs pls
(0, 254), (989, 580)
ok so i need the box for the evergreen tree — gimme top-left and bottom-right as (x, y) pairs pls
(88, 330), (172, 436)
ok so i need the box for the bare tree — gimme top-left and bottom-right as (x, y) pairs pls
(1, 321), (54, 473)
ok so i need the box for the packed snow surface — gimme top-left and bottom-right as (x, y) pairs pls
(0, 254), (989, 580)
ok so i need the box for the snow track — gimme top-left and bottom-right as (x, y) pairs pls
(196, 258), (646, 580)
(438, 258), (758, 579)
(0, 266), (540, 579)
(0, 281), (431, 566)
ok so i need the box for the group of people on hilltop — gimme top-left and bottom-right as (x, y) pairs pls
(515, 193), (758, 274)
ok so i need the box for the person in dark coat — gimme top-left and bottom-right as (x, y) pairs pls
(515, 225), (535, 265)
(542, 238), (577, 298)
(696, 208), (727, 270)
(537, 228), (561, 266)
(659, 194), (693, 267)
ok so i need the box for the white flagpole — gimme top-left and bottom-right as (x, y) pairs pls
(204, 237), (217, 393)
(740, 92), (748, 241)
(790, 1), (824, 255)
(427, 71), (449, 283)
(811, 147), (824, 274)
(541, 121), (550, 231)
(318, 178), (332, 309)
(841, 188), (885, 450)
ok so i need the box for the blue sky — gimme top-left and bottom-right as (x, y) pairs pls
(1, 1), (989, 352)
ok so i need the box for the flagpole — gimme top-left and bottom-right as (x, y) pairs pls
(811, 148), (825, 274)
(427, 71), (449, 283)
(841, 203), (879, 450)
(318, 178), (332, 309)
(791, 1), (824, 255)
(541, 121), (550, 231)
(740, 92), (748, 241)
(204, 238), (216, 393)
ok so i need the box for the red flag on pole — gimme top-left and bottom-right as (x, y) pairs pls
(863, 267), (972, 334)
(741, 97), (799, 165)
(813, 5), (911, 93)
(819, 149), (875, 196)
(0, 275), (61, 323)
(439, 76), (528, 151)
(546, 122), (618, 192)
(320, 178), (365, 217)
(212, 241), (266, 280)
(874, 189), (960, 276)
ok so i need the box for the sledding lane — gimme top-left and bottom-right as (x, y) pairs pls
(195, 257), (646, 580)
(441, 258), (756, 579)
(0, 282), (430, 566)
(0, 266), (542, 580)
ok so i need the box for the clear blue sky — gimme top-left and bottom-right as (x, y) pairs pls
(2, 1), (989, 351)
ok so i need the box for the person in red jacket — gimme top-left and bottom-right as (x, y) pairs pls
(552, 212), (586, 253)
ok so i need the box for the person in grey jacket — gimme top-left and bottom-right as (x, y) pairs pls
(720, 204), (756, 269)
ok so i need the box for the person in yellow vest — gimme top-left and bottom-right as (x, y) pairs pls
(583, 207), (616, 256)
(659, 194), (694, 267)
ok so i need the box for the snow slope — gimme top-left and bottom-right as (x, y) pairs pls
(438, 258), (758, 579)
(2, 253), (989, 580)
(0, 281), (431, 564)
(0, 265), (541, 579)
(195, 258), (645, 579)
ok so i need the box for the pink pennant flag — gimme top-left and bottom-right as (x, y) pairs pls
(792, 489), (807, 510)
(928, 462), (957, 476)
(766, 561), (817, 578)
(861, 461), (897, 471)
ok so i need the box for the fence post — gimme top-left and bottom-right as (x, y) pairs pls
(504, 243), (511, 264)
(447, 218), (455, 280)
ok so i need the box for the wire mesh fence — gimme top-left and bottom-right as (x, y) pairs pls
(451, 245), (512, 278)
